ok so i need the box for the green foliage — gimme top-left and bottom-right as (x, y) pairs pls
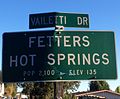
(19, 81), (80, 98)
(19, 82), (53, 98)
(63, 93), (77, 99)
(21, 82), (34, 95)
(89, 81), (110, 91)
(63, 81), (80, 93)
(115, 86), (120, 93)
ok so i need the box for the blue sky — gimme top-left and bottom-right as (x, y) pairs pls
(0, 0), (120, 91)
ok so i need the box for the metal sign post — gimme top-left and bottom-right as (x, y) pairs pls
(54, 26), (64, 99)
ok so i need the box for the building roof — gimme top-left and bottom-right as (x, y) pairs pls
(75, 90), (120, 97)
(78, 94), (105, 98)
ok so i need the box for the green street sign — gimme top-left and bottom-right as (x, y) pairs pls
(2, 30), (117, 82)
(29, 12), (89, 29)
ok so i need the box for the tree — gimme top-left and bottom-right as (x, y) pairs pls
(19, 81), (80, 98)
(18, 82), (54, 98)
(115, 86), (120, 93)
(4, 83), (17, 98)
(19, 82), (34, 95)
(0, 71), (17, 97)
(63, 81), (80, 93)
(89, 81), (110, 91)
